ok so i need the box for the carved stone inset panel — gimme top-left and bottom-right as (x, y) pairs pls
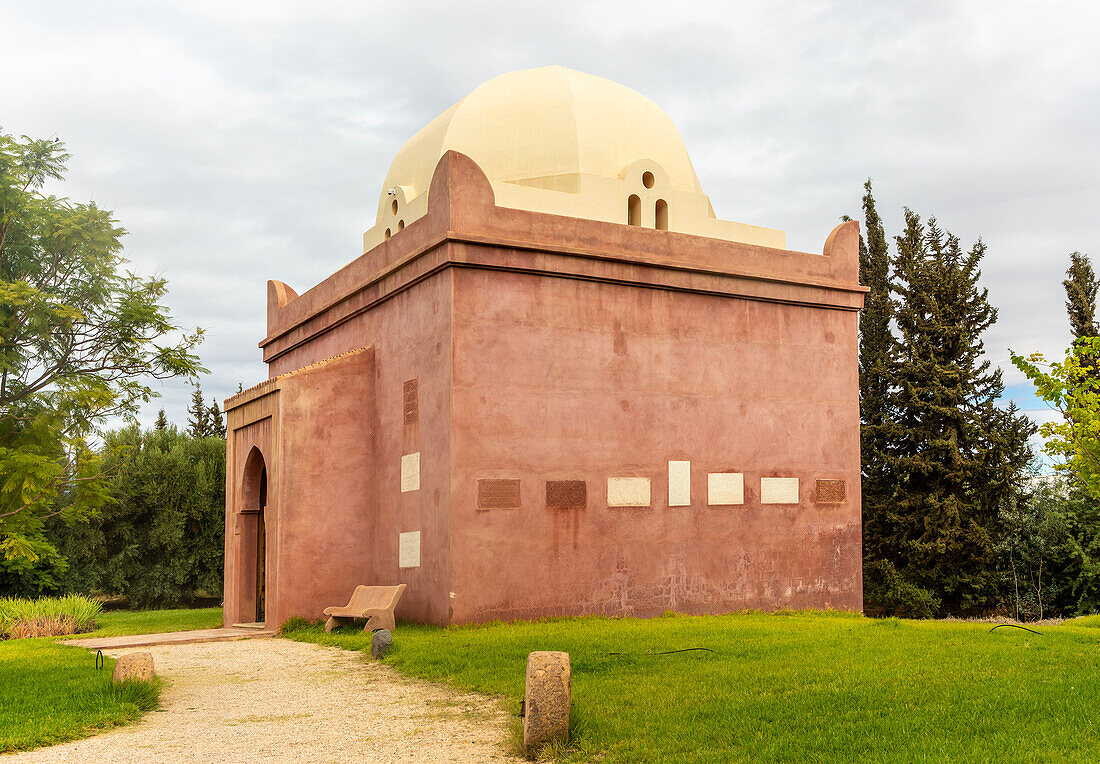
(816, 479), (846, 503)
(668, 461), (691, 507)
(546, 480), (586, 509)
(477, 478), (521, 510)
(707, 472), (744, 505)
(403, 378), (418, 424)
(761, 477), (799, 504)
(401, 452), (420, 493)
(607, 477), (651, 507)
(399, 531), (421, 568)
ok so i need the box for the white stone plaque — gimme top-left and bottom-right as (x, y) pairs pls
(607, 477), (651, 507)
(399, 531), (421, 568)
(761, 477), (799, 504)
(401, 452), (420, 493)
(708, 472), (744, 505)
(668, 461), (691, 507)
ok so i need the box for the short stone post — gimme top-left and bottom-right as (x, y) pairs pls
(112, 652), (155, 683)
(371, 629), (393, 658)
(523, 651), (570, 755)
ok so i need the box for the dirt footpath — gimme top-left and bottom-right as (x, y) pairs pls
(7, 638), (521, 763)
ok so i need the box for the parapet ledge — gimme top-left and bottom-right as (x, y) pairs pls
(225, 347), (373, 411)
(267, 280), (299, 337)
(822, 220), (860, 263)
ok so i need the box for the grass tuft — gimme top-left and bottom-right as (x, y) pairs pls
(0, 595), (102, 638)
(279, 616), (321, 635)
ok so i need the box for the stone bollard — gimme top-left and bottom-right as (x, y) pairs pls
(523, 651), (570, 755)
(371, 629), (393, 659)
(112, 652), (155, 683)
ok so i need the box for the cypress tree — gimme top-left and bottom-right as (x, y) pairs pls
(154, 409), (168, 431)
(856, 180), (893, 569)
(884, 211), (1035, 615)
(208, 396), (226, 438)
(186, 383), (209, 437)
(1064, 252), (1098, 340)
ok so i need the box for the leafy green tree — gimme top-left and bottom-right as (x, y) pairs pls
(1012, 338), (1100, 500)
(998, 477), (1065, 620)
(55, 424), (225, 607)
(1011, 251), (1100, 617)
(1064, 252), (1098, 341)
(873, 210), (1034, 615)
(0, 130), (203, 591)
(154, 409), (168, 431)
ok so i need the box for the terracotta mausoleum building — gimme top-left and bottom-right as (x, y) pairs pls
(222, 66), (866, 629)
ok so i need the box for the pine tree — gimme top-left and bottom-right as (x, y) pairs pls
(154, 409), (168, 431)
(186, 383), (209, 437)
(208, 397), (226, 438)
(1064, 252), (1098, 340)
(855, 180), (893, 568)
(883, 210), (1035, 615)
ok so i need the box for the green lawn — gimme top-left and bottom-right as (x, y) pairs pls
(285, 611), (1100, 763)
(80, 606), (222, 638)
(0, 607), (221, 753)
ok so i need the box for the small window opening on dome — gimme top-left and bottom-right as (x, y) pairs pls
(385, 228), (392, 240)
(391, 199), (398, 215)
(628, 195), (641, 226)
(655, 199), (668, 230)
(642, 171), (655, 189)
(397, 219), (405, 231)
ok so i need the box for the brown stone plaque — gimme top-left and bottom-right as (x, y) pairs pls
(816, 479), (846, 504)
(546, 480), (586, 510)
(403, 379), (418, 424)
(477, 479), (521, 510)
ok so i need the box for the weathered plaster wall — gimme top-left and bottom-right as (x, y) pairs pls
(265, 274), (455, 625)
(447, 266), (862, 622)
(271, 350), (375, 624)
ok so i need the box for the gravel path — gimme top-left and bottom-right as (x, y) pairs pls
(7, 638), (521, 763)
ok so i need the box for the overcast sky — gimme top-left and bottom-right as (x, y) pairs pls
(4, 0), (1098, 437)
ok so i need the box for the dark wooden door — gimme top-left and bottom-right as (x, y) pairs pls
(256, 508), (266, 623)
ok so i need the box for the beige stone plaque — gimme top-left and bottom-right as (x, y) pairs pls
(607, 477), (651, 507)
(761, 477), (799, 504)
(399, 531), (421, 568)
(707, 472), (744, 505)
(400, 452), (420, 493)
(668, 461), (691, 506)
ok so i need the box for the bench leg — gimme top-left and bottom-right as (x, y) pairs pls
(325, 616), (346, 633)
(363, 611), (396, 633)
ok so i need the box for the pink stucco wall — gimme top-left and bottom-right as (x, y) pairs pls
(448, 268), (861, 621)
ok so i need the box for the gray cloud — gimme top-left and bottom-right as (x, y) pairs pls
(3, 0), (1097, 431)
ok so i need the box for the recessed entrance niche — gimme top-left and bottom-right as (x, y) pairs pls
(240, 446), (267, 624)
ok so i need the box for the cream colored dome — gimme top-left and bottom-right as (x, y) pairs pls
(364, 66), (784, 251)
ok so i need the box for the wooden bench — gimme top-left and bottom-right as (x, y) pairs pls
(323, 584), (407, 633)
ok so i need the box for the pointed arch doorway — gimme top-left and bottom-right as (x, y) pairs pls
(240, 446), (268, 625)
